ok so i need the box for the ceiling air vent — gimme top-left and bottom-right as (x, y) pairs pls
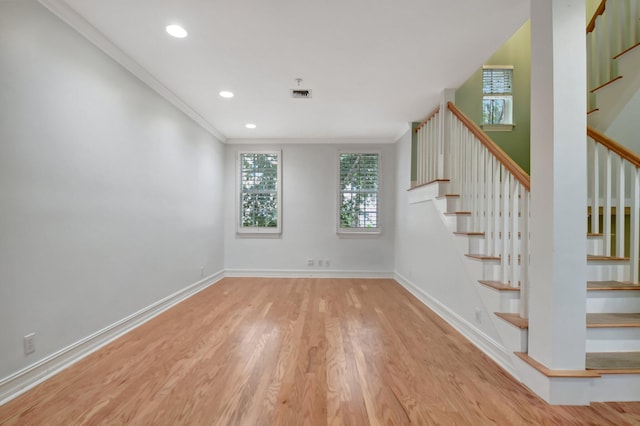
(290, 89), (312, 99)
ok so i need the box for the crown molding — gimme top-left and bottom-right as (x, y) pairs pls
(37, 0), (227, 143)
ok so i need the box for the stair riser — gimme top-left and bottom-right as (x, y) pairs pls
(591, 375), (640, 403)
(477, 285), (520, 314)
(493, 319), (527, 353)
(587, 291), (640, 314)
(586, 328), (640, 352)
(587, 236), (604, 256)
(455, 215), (470, 233)
(587, 262), (630, 281)
(433, 197), (459, 213)
(464, 258), (501, 281)
(467, 235), (485, 254)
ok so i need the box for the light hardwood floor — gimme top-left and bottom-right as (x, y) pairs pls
(2, 277), (640, 425)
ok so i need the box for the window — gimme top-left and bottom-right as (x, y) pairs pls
(482, 66), (514, 130)
(237, 151), (281, 234)
(338, 152), (380, 233)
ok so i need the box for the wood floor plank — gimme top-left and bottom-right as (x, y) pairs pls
(3, 277), (640, 424)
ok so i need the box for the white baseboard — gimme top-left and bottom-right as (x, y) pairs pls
(0, 270), (225, 406)
(394, 271), (518, 380)
(224, 269), (395, 279)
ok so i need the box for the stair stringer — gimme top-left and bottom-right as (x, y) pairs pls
(398, 181), (526, 382)
(431, 184), (534, 378)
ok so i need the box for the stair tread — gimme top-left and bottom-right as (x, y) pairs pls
(435, 194), (460, 199)
(444, 211), (471, 216)
(590, 75), (623, 93)
(613, 41), (640, 60)
(587, 281), (640, 291)
(587, 255), (630, 261)
(515, 352), (600, 378)
(587, 233), (603, 237)
(587, 313), (640, 328)
(408, 178), (450, 191)
(465, 253), (500, 261)
(496, 313), (640, 329)
(478, 280), (520, 292)
(586, 352), (640, 373)
(495, 312), (528, 329)
(453, 231), (485, 236)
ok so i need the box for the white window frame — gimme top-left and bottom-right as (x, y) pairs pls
(481, 65), (515, 132)
(236, 150), (282, 235)
(337, 151), (381, 235)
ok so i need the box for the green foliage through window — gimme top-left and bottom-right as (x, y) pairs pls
(483, 97), (506, 124)
(240, 152), (279, 229)
(339, 153), (379, 229)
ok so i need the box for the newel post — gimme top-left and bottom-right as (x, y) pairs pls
(439, 89), (455, 180)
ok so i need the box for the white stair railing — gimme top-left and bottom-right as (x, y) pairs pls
(587, 0), (640, 110)
(414, 106), (442, 186)
(588, 126), (640, 282)
(447, 102), (530, 317)
(413, 102), (530, 314)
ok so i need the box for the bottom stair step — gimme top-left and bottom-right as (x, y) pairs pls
(586, 352), (640, 373)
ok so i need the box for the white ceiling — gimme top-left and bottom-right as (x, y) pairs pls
(57, 0), (528, 142)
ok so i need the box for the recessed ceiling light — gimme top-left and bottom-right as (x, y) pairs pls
(245, 123), (257, 129)
(219, 91), (234, 98)
(166, 24), (188, 38)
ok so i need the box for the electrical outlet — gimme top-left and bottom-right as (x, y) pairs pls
(475, 308), (482, 324)
(307, 259), (314, 267)
(24, 333), (35, 355)
(324, 259), (330, 267)
(200, 266), (205, 278)
(318, 259), (323, 267)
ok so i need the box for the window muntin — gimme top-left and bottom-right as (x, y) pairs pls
(482, 66), (513, 126)
(339, 152), (380, 232)
(237, 151), (281, 234)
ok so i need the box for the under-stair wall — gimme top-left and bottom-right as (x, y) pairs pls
(394, 130), (519, 378)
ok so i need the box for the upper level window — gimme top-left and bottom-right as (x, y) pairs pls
(482, 66), (514, 131)
(338, 152), (380, 233)
(237, 151), (281, 234)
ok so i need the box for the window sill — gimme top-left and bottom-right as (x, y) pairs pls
(337, 229), (382, 237)
(236, 228), (282, 238)
(481, 123), (515, 132)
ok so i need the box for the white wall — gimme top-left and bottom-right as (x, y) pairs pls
(393, 130), (503, 342)
(0, 1), (225, 380)
(223, 142), (395, 275)
(606, 90), (640, 154)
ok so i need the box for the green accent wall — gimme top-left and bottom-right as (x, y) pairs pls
(455, 21), (531, 174)
(586, 0), (602, 21)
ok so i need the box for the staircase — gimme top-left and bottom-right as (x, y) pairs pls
(407, 0), (640, 404)
(412, 102), (640, 402)
(587, 0), (640, 131)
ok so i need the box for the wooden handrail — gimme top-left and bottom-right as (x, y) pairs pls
(415, 105), (440, 132)
(587, 0), (606, 34)
(587, 126), (640, 168)
(447, 102), (530, 191)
